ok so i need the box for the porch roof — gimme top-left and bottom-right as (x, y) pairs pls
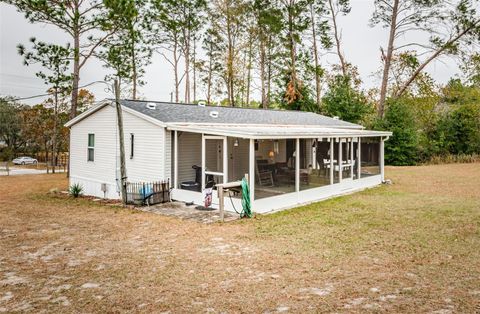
(166, 123), (392, 139)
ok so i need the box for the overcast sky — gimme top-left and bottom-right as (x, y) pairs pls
(0, 1), (461, 105)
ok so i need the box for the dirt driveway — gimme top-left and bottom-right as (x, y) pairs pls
(0, 164), (479, 313)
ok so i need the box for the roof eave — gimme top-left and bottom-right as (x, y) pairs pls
(166, 124), (392, 139)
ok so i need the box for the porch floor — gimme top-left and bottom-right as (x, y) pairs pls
(138, 201), (240, 224)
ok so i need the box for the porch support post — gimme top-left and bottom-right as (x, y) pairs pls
(357, 137), (362, 179)
(249, 138), (255, 208)
(380, 137), (385, 182)
(174, 130), (178, 189)
(201, 133), (205, 191)
(330, 138), (334, 184)
(223, 137), (228, 183)
(295, 138), (300, 192)
(350, 138), (354, 179)
(338, 138), (343, 182)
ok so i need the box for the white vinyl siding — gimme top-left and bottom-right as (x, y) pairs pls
(70, 104), (168, 199)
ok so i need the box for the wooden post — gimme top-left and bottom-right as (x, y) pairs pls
(330, 139), (334, 184)
(295, 138), (300, 192)
(218, 185), (224, 222)
(114, 79), (127, 206)
(174, 130), (178, 189)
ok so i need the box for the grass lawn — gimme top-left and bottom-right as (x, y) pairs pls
(0, 163), (479, 313)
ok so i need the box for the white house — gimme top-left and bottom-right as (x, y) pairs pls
(65, 99), (392, 214)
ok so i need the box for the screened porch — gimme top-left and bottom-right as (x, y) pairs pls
(168, 124), (390, 214)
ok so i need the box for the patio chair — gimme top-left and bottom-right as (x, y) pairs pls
(256, 160), (274, 186)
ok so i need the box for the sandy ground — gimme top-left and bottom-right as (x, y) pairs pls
(0, 163), (479, 313)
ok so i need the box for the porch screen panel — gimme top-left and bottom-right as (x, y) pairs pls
(332, 141), (340, 184)
(361, 137), (381, 177)
(254, 139), (295, 200)
(205, 138), (224, 185)
(300, 138), (329, 191)
(228, 138), (249, 181)
(353, 138), (360, 180)
(342, 139), (352, 180)
(177, 132), (202, 190)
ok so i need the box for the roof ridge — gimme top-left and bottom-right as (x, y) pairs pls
(115, 98), (326, 116)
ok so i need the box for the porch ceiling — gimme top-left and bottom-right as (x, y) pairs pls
(166, 123), (392, 139)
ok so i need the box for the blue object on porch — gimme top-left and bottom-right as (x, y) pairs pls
(140, 184), (153, 199)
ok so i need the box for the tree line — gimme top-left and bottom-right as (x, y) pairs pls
(1, 0), (479, 165)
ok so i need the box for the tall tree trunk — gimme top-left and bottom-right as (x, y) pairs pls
(328, 0), (347, 77)
(310, 4), (321, 108)
(71, 27), (80, 119)
(193, 36), (197, 102)
(207, 41), (213, 105)
(184, 35), (190, 103)
(114, 79), (127, 205)
(246, 37), (253, 107)
(378, 0), (399, 118)
(226, 6), (235, 107)
(260, 38), (267, 109)
(287, 5), (298, 102)
(45, 142), (49, 174)
(267, 36), (272, 107)
(131, 36), (137, 100)
(240, 48), (247, 106)
(173, 38), (179, 102)
(52, 87), (58, 174)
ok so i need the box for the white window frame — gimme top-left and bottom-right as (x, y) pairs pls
(130, 133), (134, 159)
(87, 133), (95, 162)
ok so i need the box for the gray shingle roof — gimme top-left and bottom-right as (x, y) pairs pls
(118, 99), (363, 128)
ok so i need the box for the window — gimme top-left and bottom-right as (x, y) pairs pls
(130, 133), (134, 159)
(87, 133), (95, 162)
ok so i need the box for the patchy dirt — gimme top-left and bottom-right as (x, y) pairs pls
(0, 163), (479, 312)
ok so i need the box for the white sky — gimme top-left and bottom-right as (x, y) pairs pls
(0, 1), (461, 105)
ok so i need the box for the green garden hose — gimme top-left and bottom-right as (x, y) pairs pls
(227, 177), (252, 218)
(240, 177), (252, 218)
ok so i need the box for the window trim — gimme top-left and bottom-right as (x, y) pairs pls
(87, 133), (95, 162)
(130, 133), (134, 159)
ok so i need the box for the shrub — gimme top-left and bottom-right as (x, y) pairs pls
(436, 103), (480, 155)
(69, 183), (83, 198)
(322, 75), (373, 124)
(427, 153), (480, 165)
(376, 98), (419, 166)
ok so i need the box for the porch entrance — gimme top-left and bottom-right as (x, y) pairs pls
(201, 135), (227, 190)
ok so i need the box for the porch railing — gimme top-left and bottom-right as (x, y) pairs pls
(126, 180), (170, 206)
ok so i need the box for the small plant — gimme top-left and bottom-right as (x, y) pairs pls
(69, 183), (83, 198)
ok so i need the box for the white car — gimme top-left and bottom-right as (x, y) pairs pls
(12, 156), (38, 165)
